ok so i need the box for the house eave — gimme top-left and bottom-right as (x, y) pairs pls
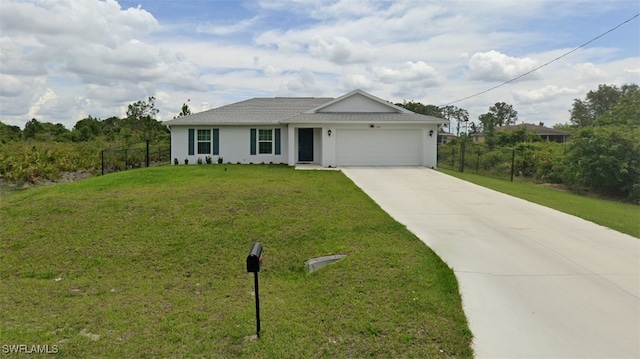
(282, 120), (447, 125)
(162, 122), (282, 127)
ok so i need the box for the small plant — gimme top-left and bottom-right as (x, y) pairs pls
(197, 157), (203, 165)
(174, 158), (178, 165)
(217, 156), (224, 164)
(205, 156), (212, 164)
(184, 159), (189, 165)
(236, 161), (241, 164)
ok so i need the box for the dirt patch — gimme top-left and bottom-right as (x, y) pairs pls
(0, 171), (94, 194)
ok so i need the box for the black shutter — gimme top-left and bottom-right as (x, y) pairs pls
(188, 129), (195, 156)
(212, 129), (219, 155)
(250, 128), (257, 155)
(274, 128), (281, 155)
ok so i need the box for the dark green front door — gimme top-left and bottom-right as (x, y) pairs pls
(298, 128), (314, 162)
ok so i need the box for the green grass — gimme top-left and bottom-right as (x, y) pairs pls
(0, 165), (473, 358)
(439, 169), (640, 238)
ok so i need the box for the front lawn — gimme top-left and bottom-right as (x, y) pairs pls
(0, 165), (473, 358)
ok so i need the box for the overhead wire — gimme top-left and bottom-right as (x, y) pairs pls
(439, 13), (640, 107)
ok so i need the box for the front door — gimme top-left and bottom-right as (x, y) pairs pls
(298, 128), (314, 162)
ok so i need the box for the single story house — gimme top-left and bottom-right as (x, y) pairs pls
(163, 89), (448, 168)
(499, 123), (571, 143)
(471, 123), (571, 143)
(438, 132), (457, 144)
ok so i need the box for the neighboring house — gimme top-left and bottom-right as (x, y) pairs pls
(471, 123), (571, 143)
(163, 89), (448, 168)
(498, 123), (571, 143)
(438, 132), (457, 144)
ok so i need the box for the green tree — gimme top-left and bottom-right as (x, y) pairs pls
(564, 85), (640, 202)
(594, 89), (640, 127)
(126, 96), (165, 141)
(43, 122), (70, 141)
(398, 101), (449, 132)
(440, 105), (468, 135)
(22, 119), (70, 141)
(478, 102), (518, 149)
(174, 103), (192, 119)
(478, 113), (497, 148)
(0, 121), (22, 143)
(564, 125), (640, 200)
(397, 101), (443, 117)
(569, 84), (639, 128)
(23, 118), (44, 140)
(486, 102), (518, 127)
(71, 116), (103, 142)
(468, 121), (480, 134)
(496, 128), (541, 146)
(102, 116), (124, 141)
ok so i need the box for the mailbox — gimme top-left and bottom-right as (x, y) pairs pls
(246, 242), (263, 273)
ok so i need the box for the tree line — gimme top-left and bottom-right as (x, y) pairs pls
(0, 97), (193, 145)
(399, 83), (639, 203)
(0, 97), (191, 184)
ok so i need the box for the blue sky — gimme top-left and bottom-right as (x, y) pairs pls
(1, 0), (638, 131)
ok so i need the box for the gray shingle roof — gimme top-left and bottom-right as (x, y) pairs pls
(163, 95), (448, 126)
(498, 124), (570, 135)
(283, 112), (447, 124)
(163, 97), (334, 126)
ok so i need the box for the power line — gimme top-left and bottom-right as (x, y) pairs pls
(439, 13), (640, 107)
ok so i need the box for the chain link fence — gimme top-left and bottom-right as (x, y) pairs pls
(437, 141), (566, 182)
(101, 140), (171, 175)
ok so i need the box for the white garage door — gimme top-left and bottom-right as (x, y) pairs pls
(336, 129), (422, 166)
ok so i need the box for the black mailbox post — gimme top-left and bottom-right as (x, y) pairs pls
(246, 242), (263, 338)
(246, 243), (263, 273)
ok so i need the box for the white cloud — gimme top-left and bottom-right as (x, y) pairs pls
(572, 62), (607, 81)
(0, 74), (24, 97)
(370, 61), (441, 85)
(341, 73), (374, 91)
(513, 85), (582, 104)
(280, 68), (320, 95)
(468, 50), (539, 82)
(27, 88), (57, 121)
(308, 36), (374, 64)
(0, 0), (637, 130)
(264, 65), (283, 77)
(0, 0), (206, 127)
(196, 17), (259, 36)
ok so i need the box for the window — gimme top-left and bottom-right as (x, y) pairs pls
(197, 129), (211, 154)
(258, 129), (272, 154)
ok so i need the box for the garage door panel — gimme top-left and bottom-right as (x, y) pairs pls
(337, 129), (421, 166)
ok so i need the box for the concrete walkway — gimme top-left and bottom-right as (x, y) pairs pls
(342, 167), (640, 359)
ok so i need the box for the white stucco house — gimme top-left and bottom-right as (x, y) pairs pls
(163, 89), (448, 168)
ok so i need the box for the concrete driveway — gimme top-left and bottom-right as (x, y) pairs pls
(342, 167), (640, 358)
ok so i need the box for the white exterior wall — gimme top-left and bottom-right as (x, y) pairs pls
(171, 122), (439, 168)
(286, 123), (439, 168)
(170, 125), (289, 165)
(317, 94), (397, 113)
(423, 124), (439, 168)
